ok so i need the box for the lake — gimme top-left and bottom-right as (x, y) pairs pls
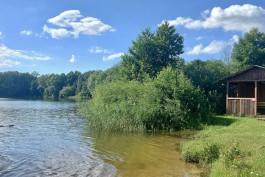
(0, 98), (201, 177)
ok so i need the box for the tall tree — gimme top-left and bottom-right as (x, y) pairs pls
(121, 22), (184, 81)
(87, 71), (108, 92)
(66, 71), (81, 86)
(43, 74), (66, 98)
(232, 28), (265, 67)
(184, 59), (228, 114)
(0, 71), (35, 97)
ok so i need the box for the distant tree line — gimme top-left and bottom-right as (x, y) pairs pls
(1, 25), (264, 131)
(0, 67), (121, 100)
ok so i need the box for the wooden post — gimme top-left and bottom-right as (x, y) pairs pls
(226, 81), (229, 114)
(255, 81), (257, 116)
(236, 83), (239, 97)
(239, 98), (242, 115)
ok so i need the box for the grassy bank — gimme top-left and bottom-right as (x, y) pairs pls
(181, 116), (265, 176)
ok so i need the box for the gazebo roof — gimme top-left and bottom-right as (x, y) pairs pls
(218, 65), (265, 82)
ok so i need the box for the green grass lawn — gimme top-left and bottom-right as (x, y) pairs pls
(181, 115), (265, 177)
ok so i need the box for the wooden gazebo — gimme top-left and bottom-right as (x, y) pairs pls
(220, 65), (265, 116)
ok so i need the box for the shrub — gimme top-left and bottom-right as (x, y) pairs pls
(182, 141), (220, 164)
(80, 67), (211, 132)
(175, 73), (210, 125)
(80, 81), (153, 131)
(59, 86), (76, 98)
(154, 67), (210, 127)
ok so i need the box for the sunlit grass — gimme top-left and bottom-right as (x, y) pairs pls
(182, 116), (265, 177)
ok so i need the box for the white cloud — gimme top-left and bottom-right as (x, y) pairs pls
(187, 40), (227, 55)
(20, 30), (45, 38)
(0, 32), (5, 40)
(201, 10), (210, 19)
(0, 59), (20, 67)
(196, 36), (206, 41)
(231, 35), (240, 43)
(20, 30), (33, 36)
(43, 10), (115, 39)
(89, 46), (111, 53)
(43, 25), (71, 39)
(48, 10), (82, 27)
(167, 17), (193, 27)
(0, 44), (51, 67)
(69, 54), (76, 63)
(103, 52), (124, 61)
(164, 4), (265, 32)
(89, 46), (122, 61)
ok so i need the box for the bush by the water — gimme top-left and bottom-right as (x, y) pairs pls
(80, 67), (210, 132)
(182, 141), (220, 164)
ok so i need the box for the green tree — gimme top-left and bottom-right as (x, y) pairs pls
(31, 71), (40, 78)
(103, 64), (124, 82)
(66, 71), (81, 86)
(232, 28), (265, 67)
(154, 67), (210, 126)
(59, 86), (76, 98)
(184, 59), (228, 114)
(36, 75), (49, 96)
(0, 71), (35, 98)
(76, 71), (93, 98)
(87, 71), (108, 92)
(184, 59), (227, 93)
(30, 79), (41, 96)
(43, 74), (66, 98)
(121, 22), (184, 81)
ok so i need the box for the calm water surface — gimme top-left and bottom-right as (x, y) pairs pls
(0, 98), (201, 177)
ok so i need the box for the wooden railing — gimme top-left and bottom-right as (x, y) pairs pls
(227, 98), (255, 115)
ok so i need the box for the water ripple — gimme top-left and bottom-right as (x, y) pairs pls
(0, 99), (116, 177)
(0, 98), (201, 177)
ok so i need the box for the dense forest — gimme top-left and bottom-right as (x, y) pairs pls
(1, 23), (265, 131)
(0, 68), (120, 100)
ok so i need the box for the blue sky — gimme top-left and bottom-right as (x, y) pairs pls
(0, 0), (265, 74)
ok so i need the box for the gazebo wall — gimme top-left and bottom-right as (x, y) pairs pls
(222, 66), (265, 116)
(258, 82), (265, 102)
(227, 98), (255, 115)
